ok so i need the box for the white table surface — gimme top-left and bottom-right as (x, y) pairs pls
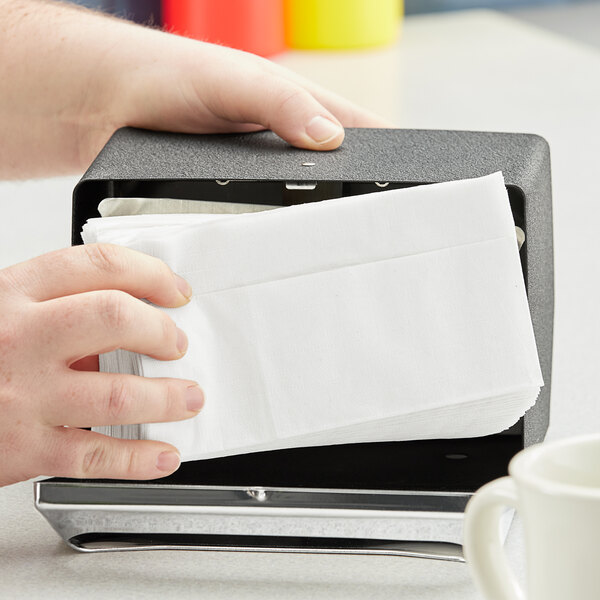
(1, 8), (600, 599)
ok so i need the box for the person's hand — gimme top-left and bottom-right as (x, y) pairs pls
(0, 1), (392, 178)
(0, 244), (203, 487)
(110, 36), (391, 159)
(80, 27), (393, 171)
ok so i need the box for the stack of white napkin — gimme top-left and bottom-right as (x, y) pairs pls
(83, 173), (543, 462)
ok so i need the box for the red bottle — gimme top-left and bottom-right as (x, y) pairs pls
(162, 0), (286, 57)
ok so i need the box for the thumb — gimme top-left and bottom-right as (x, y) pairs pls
(214, 68), (346, 151)
(262, 85), (346, 150)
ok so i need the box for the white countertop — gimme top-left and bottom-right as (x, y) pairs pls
(1, 9), (600, 599)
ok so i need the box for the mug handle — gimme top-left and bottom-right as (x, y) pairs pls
(463, 477), (525, 600)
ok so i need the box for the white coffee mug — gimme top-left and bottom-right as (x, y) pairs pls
(464, 433), (600, 600)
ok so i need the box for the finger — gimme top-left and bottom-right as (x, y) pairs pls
(207, 63), (346, 151)
(298, 84), (395, 129)
(42, 428), (183, 480)
(33, 289), (188, 363)
(4, 244), (192, 307)
(203, 81), (391, 136)
(267, 62), (396, 129)
(191, 121), (266, 134)
(201, 50), (396, 148)
(44, 372), (204, 427)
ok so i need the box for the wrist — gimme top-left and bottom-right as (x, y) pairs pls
(108, 28), (208, 133)
(73, 23), (202, 168)
(71, 21), (147, 169)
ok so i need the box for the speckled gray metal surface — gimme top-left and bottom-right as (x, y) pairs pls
(79, 127), (545, 185)
(73, 127), (553, 447)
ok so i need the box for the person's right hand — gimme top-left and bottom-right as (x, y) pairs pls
(0, 244), (204, 487)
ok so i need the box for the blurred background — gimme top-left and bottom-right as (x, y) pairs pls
(67, 0), (599, 55)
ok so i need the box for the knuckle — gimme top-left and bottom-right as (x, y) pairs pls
(125, 448), (141, 478)
(41, 434), (110, 480)
(97, 290), (132, 331)
(81, 443), (109, 477)
(106, 378), (131, 420)
(163, 381), (183, 417)
(84, 243), (123, 275)
(160, 313), (177, 347)
(141, 260), (177, 304)
(274, 86), (309, 115)
(155, 259), (175, 284)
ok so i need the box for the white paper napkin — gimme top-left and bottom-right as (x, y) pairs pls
(83, 172), (543, 462)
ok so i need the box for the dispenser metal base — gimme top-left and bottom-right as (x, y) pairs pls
(34, 480), (496, 562)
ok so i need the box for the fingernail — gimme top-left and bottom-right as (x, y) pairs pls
(176, 328), (188, 355)
(305, 115), (343, 144)
(156, 450), (181, 472)
(186, 384), (205, 412)
(174, 274), (192, 300)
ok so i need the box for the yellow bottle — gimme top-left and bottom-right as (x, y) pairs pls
(284, 0), (402, 50)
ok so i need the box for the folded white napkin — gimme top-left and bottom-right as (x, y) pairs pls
(83, 173), (543, 462)
(98, 196), (276, 217)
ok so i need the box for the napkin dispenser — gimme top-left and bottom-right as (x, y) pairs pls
(35, 127), (553, 561)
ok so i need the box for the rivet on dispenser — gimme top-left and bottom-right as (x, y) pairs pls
(246, 488), (268, 502)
